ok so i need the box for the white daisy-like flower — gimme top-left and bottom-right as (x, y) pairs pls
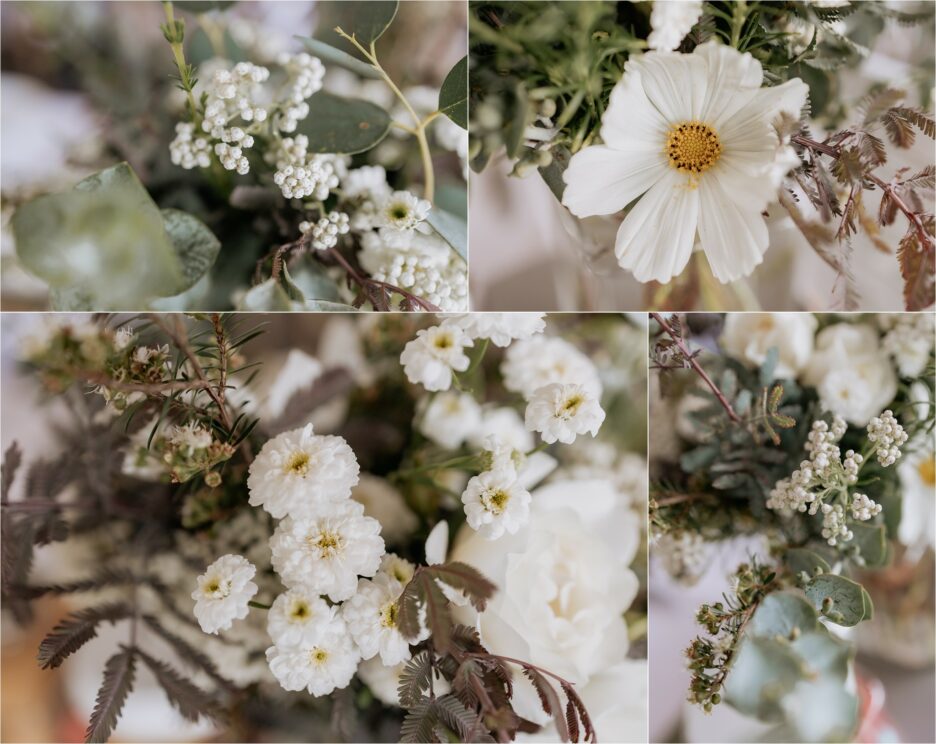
(442, 313), (546, 348)
(562, 41), (808, 284)
(377, 190), (431, 232)
(265, 610), (360, 696)
(501, 336), (602, 399)
(267, 589), (334, 647)
(648, 0), (704, 51)
(270, 500), (385, 602)
(191, 554), (258, 634)
(342, 572), (426, 666)
(246, 424), (360, 519)
(418, 391), (483, 450)
(468, 406), (534, 453)
(461, 468), (532, 540)
(379, 552), (417, 586)
(400, 324), (473, 392)
(525, 383), (606, 445)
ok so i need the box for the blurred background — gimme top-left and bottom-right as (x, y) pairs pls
(0, 0), (467, 310)
(468, 4), (935, 311)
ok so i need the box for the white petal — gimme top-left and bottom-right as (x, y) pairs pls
(697, 176), (768, 283)
(562, 145), (667, 218)
(628, 51), (708, 123)
(614, 169), (700, 283)
(716, 78), (809, 140)
(694, 41), (763, 125)
(600, 68), (670, 151)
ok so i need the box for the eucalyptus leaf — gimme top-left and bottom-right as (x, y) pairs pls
(804, 574), (871, 627)
(160, 209), (221, 294)
(298, 91), (391, 155)
(538, 145), (572, 203)
(724, 636), (805, 721)
(425, 207), (467, 262)
(296, 36), (380, 80)
(285, 263), (343, 303)
(49, 286), (95, 311)
(680, 444), (718, 473)
(332, 1), (398, 45)
(176, 0), (236, 12)
(281, 265), (307, 303)
(784, 548), (831, 579)
(438, 55), (468, 129)
(850, 522), (888, 567)
(789, 630), (851, 681)
(239, 279), (292, 311)
(711, 472), (747, 490)
(759, 346), (780, 384)
(747, 592), (818, 639)
(786, 679), (858, 743)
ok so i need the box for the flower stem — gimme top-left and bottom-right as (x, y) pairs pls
(162, 2), (200, 125)
(248, 600), (271, 610)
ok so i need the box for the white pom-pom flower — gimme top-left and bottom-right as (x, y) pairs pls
(418, 391), (483, 450)
(267, 589), (334, 647)
(461, 467), (532, 540)
(270, 500), (385, 602)
(400, 325), (473, 392)
(442, 313), (546, 348)
(501, 336), (602, 399)
(247, 424), (360, 519)
(647, 0), (703, 51)
(525, 383), (606, 445)
(192, 554), (258, 634)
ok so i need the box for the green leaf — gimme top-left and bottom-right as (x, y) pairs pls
(49, 286), (95, 311)
(504, 81), (530, 159)
(760, 346), (780, 383)
(538, 145), (572, 203)
(787, 678), (858, 743)
(850, 522), (888, 567)
(239, 279), (292, 310)
(747, 591), (818, 639)
(332, 1), (398, 46)
(297, 91), (391, 155)
(160, 209), (221, 294)
(790, 629), (851, 681)
(784, 548), (831, 579)
(302, 300), (359, 311)
(296, 36), (381, 80)
(438, 55), (468, 129)
(285, 262), (343, 303)
(176, 1), (237, 12)
(425, 207), (467, 262)
(724, 636), (805, 721)
(804, 574), (871, 627)
(680, 444), (718, 473)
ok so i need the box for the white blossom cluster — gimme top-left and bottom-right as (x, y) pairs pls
(299, 211), (350, 251)
(766, 412), (905, 546)
(400, 315), (606, 540)
(655, 531), (711, 586)
(647, 0), (704, 51)
(275, 52), (326, 132)
(269, 135), (344, 200)
(880, 312), (936, 378)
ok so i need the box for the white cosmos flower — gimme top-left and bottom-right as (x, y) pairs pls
(246, 424), (360, 519)
(191, 554), (258, 634)
(562, 41), (808, 284)
(898, 435), (936, 557)
(525, 383), (606, 445)
(400, 324), (473, 392)
(342, 571), (427, 666)
(270, 500), (385, 602)
(442, 313), (546, 347)
(418, 391), (483, 450)
(648, 0), (703, 51)
(267, 589), (334, 647)
(461, 467), (532, 540)
(720, 313), (817, 379)
(265, 610), (360, 697)
(501, 336), (602, 399)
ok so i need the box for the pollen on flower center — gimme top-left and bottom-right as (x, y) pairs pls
(666, 121), (722, 175)
(204, 576), (230, 598)
(285, 450), (311, 476)
(308, 529), (343, 557)
(290, 601), (310, 620)
(918, 455), (935, 487)
(380, 601), (399, 628)
(560, 394), (585, 417)
(485, 488), (510, 513)
(309, 647), (329, 665)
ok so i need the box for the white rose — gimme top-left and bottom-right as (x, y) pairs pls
(720, 313), (817, 378)
(450, 479), (639, 724)
(803, 323), (897, 426)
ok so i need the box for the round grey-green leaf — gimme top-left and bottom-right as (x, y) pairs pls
(747, 591), (818, 639)
(425, 207), (467, 262)
(438, 55), (467, 129)
(160, 209), (221, 295)
(298, 91), (391, 155)
(239, 279), (293, 311)
(296, 36), (380, 80)
(724, 636), (805, 721)
(804, 574), (871, 627)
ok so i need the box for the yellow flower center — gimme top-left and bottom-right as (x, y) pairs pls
(666, 121), (722, 175)
(309, 648), (329, 665)
(285, 450), (311, 476)
(486, 488), (510, 513)
(918, 455), (935, 487)
(290, 601), (311, 620)
(311, 529), (342, 557)
(380, 601), (399, 628)
(561, 394), (585, 417)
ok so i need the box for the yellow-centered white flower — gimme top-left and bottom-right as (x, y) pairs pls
(192, 554), (258, 635)
(562, 41), (808, 284)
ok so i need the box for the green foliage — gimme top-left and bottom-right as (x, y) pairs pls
(426, 208), (468, 262)
(297, 91), (392, 155)
(438, 56), (468, 129)
(330, 0), (399, 46)
(297, 36), (381, 79)
(161, 209), (222, 295)
(804, 573), (873, 626)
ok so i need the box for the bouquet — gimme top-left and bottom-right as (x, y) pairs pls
(2, 1), (467, 312)
(469, 1), (935, 311)
(1, 311), (647, 743)
(648, 311), (935, 741)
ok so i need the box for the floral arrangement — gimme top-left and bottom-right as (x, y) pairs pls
(4, 1), (467, 312)
(469, 1), (935, 310)
(1, 312), (647, 743)
(649, 311), (935, 741)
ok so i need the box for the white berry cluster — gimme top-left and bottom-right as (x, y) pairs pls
(269, 135), (342, 200)
(169, 122), (211, 169)
(299, 211), (350, 251)
(274, 52), (325, 132)
(866, 409), (908, 466)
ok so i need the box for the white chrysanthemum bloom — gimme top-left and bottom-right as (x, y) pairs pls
(267, 589), (334, 647)
(501, 336), (602, 399)
(400, 325), (473, 392)
(525, 383), (606, 445)
(720, 313), (817, 379)
(468, 406), (534, 453)
(351, 475), (419, 545)
(270, 500), (385, 602)
(376, 190), (431, 233)
(461, 468), (532, 540)
(246, 424), (360, 519)
(442, 313), (546, 347)
(342, 572), (426, 666)
(265, 611), (360, 696)
(881, 314), (935, 377)
(562, 41), (808, 284)
(379, 553), (417, 586)
(418, 391), (483, 450)
(481, 435), (557, 492)
(648, 0), (703, 51)
(192, 554), (258, 634)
